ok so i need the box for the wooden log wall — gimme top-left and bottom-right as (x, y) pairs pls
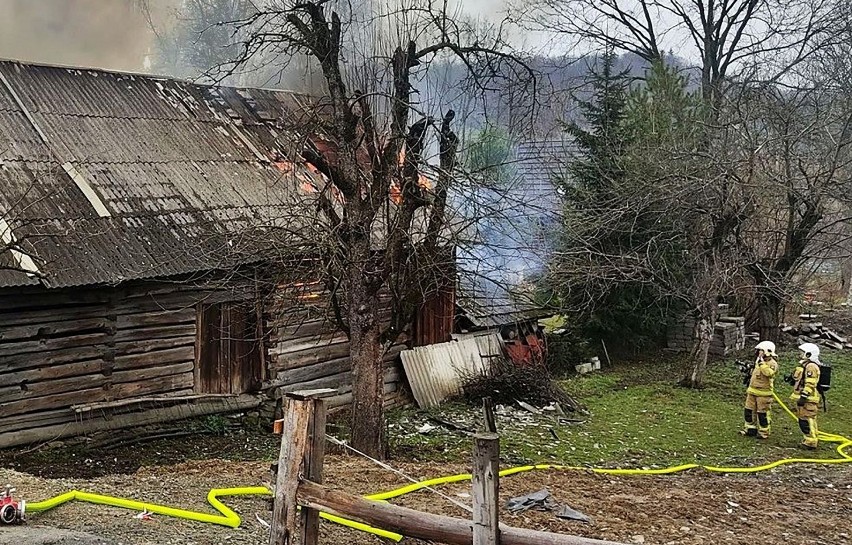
(0, 273), (414, 449)
(0, 278), (258, 448)
(264, 282), (410, 412)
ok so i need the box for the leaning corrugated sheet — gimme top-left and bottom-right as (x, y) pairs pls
(399, 332), (503, 408)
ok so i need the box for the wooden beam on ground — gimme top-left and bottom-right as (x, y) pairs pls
(472, 432), (499, 545)
(297, 479), (630, 545)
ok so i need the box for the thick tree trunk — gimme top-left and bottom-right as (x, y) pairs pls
(349, 309), (384, 458)
(755, 287), (782, 343)
(348, 238), (385, 459)
(680, 300), (717, 389)
(842, 256), (852, 306)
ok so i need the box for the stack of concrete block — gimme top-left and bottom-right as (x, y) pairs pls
(711, 317), (746, 355)
(666, 318), (696, 352)
(666, 307), (746, 356)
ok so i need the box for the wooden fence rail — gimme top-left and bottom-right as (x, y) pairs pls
(271, 392), (629, 545)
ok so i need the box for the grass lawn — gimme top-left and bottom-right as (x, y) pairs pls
(387, 349), (852, 469)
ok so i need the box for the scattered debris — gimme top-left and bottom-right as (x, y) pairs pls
(426, 416), (474, 435)
(517, 401), (543, 415)
(555, 504), (592, 523)
(781, 322), (851, 350)
(506, 488), (558, 513)
(134, 510), (153, 521)
(416, 423), (437, 435)
(255, 514), (270, 529)
(505, 488), (591, 523)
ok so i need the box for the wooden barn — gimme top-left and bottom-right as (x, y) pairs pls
(0, 60), (449, 448)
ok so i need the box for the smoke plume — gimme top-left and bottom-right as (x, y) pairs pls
(0, 0), (174, 72)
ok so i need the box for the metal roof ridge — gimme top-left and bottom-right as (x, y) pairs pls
(0, 58), (312, 98)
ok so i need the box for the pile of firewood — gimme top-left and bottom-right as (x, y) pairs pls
(782, 319), (851, 350)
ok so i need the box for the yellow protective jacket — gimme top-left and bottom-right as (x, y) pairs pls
(746, 357), (778, 397)
(790, 360), (821, 403)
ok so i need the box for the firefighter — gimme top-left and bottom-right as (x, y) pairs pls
(790, 342), (822, 449)
(741, 340), (779, 439)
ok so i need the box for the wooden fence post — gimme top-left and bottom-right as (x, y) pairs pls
(472, 432), (500, 545)
(269, 393), (326, 545)
(482, 397), (497, 433)
(299, 395), (326, 545)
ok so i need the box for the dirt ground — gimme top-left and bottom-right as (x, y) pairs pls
(2, 453), (851, 545)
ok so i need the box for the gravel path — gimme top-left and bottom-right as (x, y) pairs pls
(1, 527), (113, 545)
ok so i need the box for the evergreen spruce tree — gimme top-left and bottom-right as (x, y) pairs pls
(563, 46), (631, 204)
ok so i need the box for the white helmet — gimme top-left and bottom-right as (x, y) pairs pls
(755, 340), (776, 357)
(798, 342), (821, 364)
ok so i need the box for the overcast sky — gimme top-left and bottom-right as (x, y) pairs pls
(0, 0), (564, 74)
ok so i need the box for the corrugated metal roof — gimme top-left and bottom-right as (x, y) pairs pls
(399, 333), (503, 408)
(0, 60), (323, 289)
(456, 269), (549, 328)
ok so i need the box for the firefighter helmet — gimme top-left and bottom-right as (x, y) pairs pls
(755, 340), (776, 357)
(798, 342), (821, 363)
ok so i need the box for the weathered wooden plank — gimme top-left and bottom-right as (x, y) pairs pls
(0, 305), (107, 328)
(276, 342), (352, 371)
(271, 318), (336, 340)
(271, 333), (349, 357)
(271, 357), (351, 387)
(113, 346), (196, 370)
(0, 373), (194, 418)
(116, 308), (196, 329)
(0, 332), (108, 358)
(0, 346), (104, 372)
(72, 393), (236, 413)
(114, 336), (195, 356)
(111, 362), (194, 384)
(113, 324), (196, 342)
(272, 371), (350, 399)
(0, 394), (262, 449)
(325, 381), (399, 409)
(0, 290), (109, 310)
(272, 338), (405, 373)
(0, 408), (76, 435)
(0, 317), (110, 342)
(0, 362), (193, 404)
(0, 358), (105, 388)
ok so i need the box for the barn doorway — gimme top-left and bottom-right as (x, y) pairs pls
(197, 301), (264, 394)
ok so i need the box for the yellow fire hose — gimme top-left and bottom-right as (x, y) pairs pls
(24, 391), (851, 542)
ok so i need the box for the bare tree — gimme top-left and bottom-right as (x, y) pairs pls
(204, 0), (536, 457)
(736, 47), (852, 338)
(521, 0), (839, 106)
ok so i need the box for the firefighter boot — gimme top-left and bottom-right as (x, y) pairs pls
(741, 408), (758, 437)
